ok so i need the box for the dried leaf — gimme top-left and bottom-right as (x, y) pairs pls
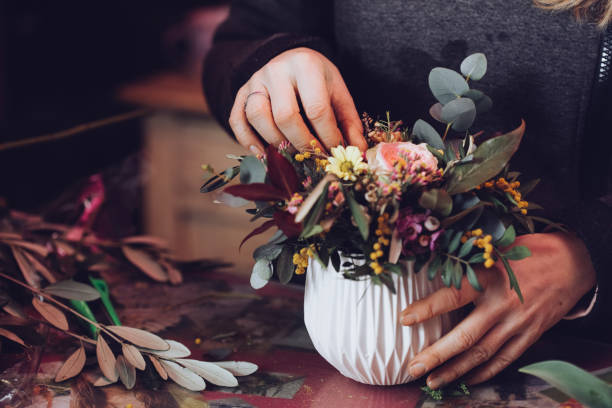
(55, 346), (86, 382)
(106, 326), (169, 351)
(32, 297), (69, 330)
(295, 174), (335, 223)
(12, 247), (41, 288)
(212, 361), (258, 376)
(88, 263), (111, 272)
(3, 301), (27, 319)
(92, 374), (117, 387)
(147, 339), (191, 359)
(121, 246), (168, 282)
(161, 360), (206, 392)
(122, 343), (146, 370)
(122, 235), (169, 248)
(53, 240), (76, 256)
(388, 228), (402, 264)
(43, 280), (100, 301)
(22, 251), (57, 283)
(160, 259), (183, 285)
(176, 359), (238, 387)
(149, 355), (168, 380)
(5, 239), (49, 257)
(0, 327), (27, 347)
(96, 334), (118, 382)
(0, 232), (22, 240)
(115, 355), (136, 389)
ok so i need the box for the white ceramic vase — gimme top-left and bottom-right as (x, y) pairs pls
(303, 257), (454, 385)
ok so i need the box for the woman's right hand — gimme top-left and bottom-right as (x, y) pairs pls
(229, 47), (367, 155)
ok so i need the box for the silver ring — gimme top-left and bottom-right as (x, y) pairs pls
(244, 91), (269, 112)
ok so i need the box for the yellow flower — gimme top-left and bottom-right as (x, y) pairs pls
(325, 146), (367, 181)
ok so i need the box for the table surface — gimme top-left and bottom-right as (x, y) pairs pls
(4, 269), (611, 408)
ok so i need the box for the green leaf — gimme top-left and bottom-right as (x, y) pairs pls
(301, 224), (324, 239)
(452, 261), (463, 289)
(427, 255), (443, 280)
(519, 361), (612, 408)
(448, 230), (464, 254)
(441, 257), (453, 287)
(518, 178), (541, 197)
(503, 245), (532, 261)
(378, 273), (397, 294)
(250, 259), (272, 290)
(462, 89), (492, 113)
(412, 119), (445, 150)
(419, 189), (453, 216)
(429, 103), (444, 123)
(499, 253), (524, 302)
(429, 68), (470, 105)
(300, 182), (330, 238)
(445, 120), (525, 194)
(496, 225), (516, 247)
(468, 252), (485, 264)
(441, 98), (477, 132)
(384, 263), (402, 275)
(465, 264), (482, 291)
(460, 53), (488, 81)
(239, 156), (266, 184)
(276, 246), (294, 285)
(480, 208), (507, 241)
(344, 187), (370, 240)
(200, 166), (240, 193)
(458, 237), (476, 258)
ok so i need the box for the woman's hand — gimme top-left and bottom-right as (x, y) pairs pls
(400, 232), (596, 389)
(229, 47), (367, 154)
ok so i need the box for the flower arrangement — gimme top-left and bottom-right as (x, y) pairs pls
(202, 53), (556, 300)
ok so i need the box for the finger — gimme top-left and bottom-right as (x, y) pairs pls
(328, 67), (367, 151)
(464, 330), (541, 385)
(407, 304), (501, 380)
(400, 273), (488, 326)
(265, 77), (318, 152)
(244, 87), (288, 147)
(229, 86), (265, 156)
(295, 70), (343, 150)
(425, 321), (517, 389)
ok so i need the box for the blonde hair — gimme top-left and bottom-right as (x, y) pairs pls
(535, 0), (612, 28)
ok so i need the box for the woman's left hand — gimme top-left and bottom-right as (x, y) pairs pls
(399, 232), (596, 389)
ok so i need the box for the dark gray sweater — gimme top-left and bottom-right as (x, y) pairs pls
(204, 0), (612, 340)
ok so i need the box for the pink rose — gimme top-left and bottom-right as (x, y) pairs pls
(366, 142), (439, 173)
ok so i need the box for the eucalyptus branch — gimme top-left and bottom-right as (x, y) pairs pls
(0, 271), (122, 343)
(37, 320), (97, 345)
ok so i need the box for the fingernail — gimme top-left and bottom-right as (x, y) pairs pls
(409, 362), (427, 378)
(401, 314), (417, 325)
(249, 145), (263, 156)
(427, 375), (443, 389)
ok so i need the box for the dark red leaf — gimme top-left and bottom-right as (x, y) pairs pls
(224, 183), (286, 201)
(240, 220), (276, 250)
(274, 211), (302, 238)
(266, 146), (299, 197)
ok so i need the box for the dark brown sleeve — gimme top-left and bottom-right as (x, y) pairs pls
(202, 0), (335, 135)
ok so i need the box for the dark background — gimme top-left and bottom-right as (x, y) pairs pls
(0, 1), (224, 210)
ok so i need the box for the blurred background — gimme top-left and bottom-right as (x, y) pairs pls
(0, 1), (261, 275)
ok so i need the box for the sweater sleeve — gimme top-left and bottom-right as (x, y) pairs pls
(202, 0), (335, 134)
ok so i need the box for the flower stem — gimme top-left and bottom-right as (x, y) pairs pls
(442, 123), (452, 141)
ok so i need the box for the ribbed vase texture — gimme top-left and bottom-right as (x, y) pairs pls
(304, 257), (454, 385)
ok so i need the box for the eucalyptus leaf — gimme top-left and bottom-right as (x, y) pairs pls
(429, 103), (444, 123)
(412, 119), (445, 149)
(441, 98), (477, 132)
(480, 209), (507, 241)
(250, 259), (272, 290)
(519, 360), (612, 408)
(253, 243), (283, 261)
(429, 67), (470, 104)
(240, 156), (266, 184)
(276, 246), (294, 285)
(445, 120), (525, 194)
(461, 53), (487, 81)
